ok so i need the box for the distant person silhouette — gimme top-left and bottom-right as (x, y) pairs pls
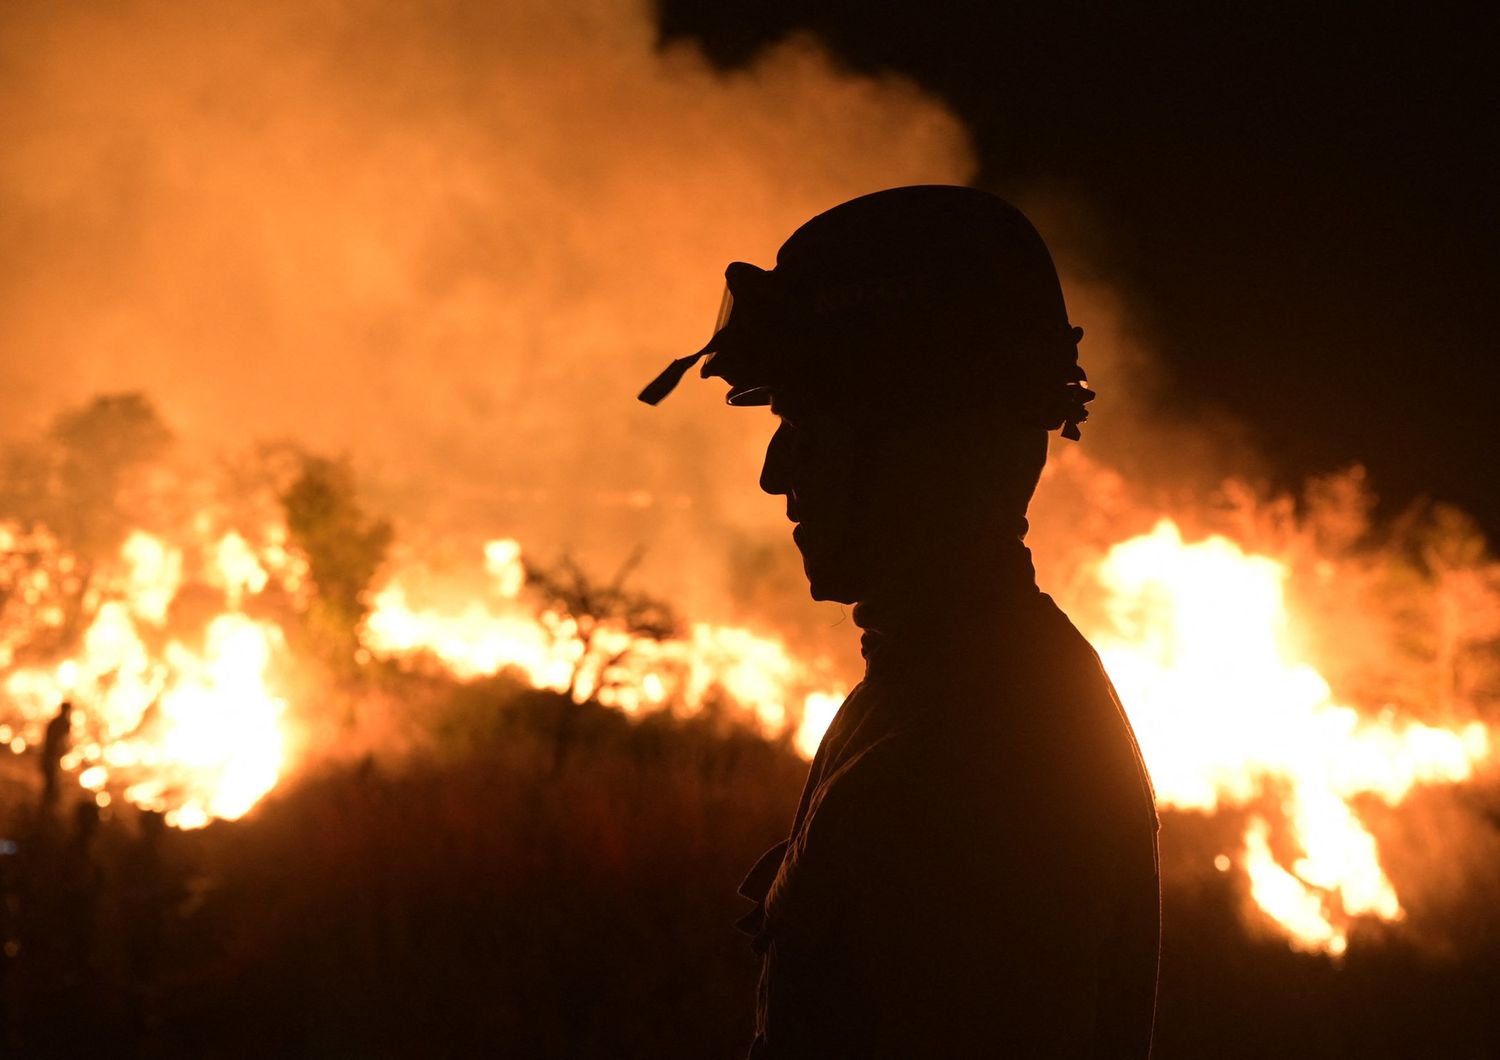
(641, 186), (1160, 1057)
(40, 700), (73, 812)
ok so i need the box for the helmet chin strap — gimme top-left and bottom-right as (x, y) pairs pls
(637, 340), (715, 406)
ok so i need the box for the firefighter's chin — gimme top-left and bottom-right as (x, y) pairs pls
(793, 523), (862, 605)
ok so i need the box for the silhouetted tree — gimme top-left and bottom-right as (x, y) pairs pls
(524, 550), (679, 771)
(282, 456), (392, 661)
(0, 392), (171, 560)
(525, 548), (680, 702)
(0, 394), (172, 662)
(50, 393), (173, 558)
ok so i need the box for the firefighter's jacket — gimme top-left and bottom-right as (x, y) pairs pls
(738, 577), (1160, 1058)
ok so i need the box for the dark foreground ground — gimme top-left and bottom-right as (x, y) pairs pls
(1, 673), (1498, 1058)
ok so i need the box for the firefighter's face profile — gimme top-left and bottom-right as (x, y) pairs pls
(758, 394), (869, 604)
(759, 384), (1050, 604)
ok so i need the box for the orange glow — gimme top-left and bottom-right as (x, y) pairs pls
(1, 524), (290, 829)
(1087, 519), (1489, 953)
(363, 540), (847, 741)
(2, 506), (1491, 959)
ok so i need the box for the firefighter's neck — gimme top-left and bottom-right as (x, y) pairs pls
(842, 412), (1045, 630)
(851, 514), (1037, 636)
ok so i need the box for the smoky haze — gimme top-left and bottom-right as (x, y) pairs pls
(0, 0), (972, 615)
(0, 0), (1190, 636)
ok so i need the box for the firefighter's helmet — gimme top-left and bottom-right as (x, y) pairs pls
(638, 185), (1093, 439)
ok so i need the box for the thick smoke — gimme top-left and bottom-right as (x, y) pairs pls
(0, 0), (1401, 643)
(0, 0), (976, 624)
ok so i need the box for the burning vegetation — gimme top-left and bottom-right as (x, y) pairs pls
(0, 5), (1496, 1050)
(0, 393), (1495, 975)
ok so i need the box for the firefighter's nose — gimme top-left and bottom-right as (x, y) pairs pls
(760, 421), (794, 498)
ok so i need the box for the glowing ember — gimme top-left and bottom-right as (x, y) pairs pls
(1088, 519), (1489, 953)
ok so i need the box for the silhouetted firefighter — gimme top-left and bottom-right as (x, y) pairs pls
(39, 700), (73, 813)
(641, 186), (1161, 1057)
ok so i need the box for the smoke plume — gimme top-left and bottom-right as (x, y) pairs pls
(0, 0), (978, 621)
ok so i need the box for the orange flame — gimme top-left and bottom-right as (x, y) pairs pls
(2, 526), (291, 829)
(3, 508), (1491, 958)
(360, 526), (1494, 954)
(1088, 519), (1489, 954)
(362, 539), (846, 742)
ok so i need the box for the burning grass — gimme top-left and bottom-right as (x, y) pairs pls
(2, 677), (1497, 1057)
(0, 394), (1499, 1053)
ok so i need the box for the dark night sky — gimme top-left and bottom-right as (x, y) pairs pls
(659, 1), (1499, 538)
